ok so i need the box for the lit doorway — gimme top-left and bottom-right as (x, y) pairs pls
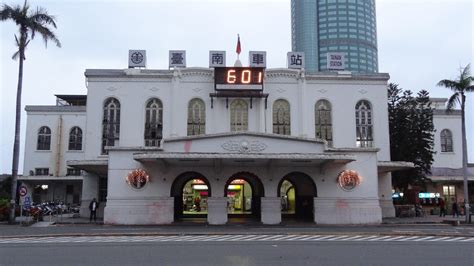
(182, 179), (209, 216)
(280, 180), (296, 215)
(224, 172), (264, 221)
(171, 172), (211, 221)
(226, 179), (252, 215)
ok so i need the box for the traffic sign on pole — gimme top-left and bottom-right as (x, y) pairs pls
(19, 186), (28, 197)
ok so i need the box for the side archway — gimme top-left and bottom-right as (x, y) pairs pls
(170, 172), (212, 221)
(277, 172), (317, 221)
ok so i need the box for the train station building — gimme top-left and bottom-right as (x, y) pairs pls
(19, 48), (421, 225)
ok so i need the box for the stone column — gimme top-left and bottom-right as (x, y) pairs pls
(207, 197), (228, 225)
(261, 197), (281, 225)
(378, 173), (396, 218)
(79, 172), (98, 218)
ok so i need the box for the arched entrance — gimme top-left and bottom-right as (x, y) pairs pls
(170, 172), (211, 221)
(224, 172), (264, 220)
(278, 172), (317, 221)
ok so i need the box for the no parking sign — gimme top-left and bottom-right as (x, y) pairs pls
(19, 185), (27, 197)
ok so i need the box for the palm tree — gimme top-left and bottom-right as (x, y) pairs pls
(1, 0), (61, 223)
(438, 64), (473, 223)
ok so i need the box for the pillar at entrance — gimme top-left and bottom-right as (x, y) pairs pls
(261, 197), (281, 225)
(207, 197), (228, 225)
(379, 199), (396, 218)
(80, 172), (99, 218)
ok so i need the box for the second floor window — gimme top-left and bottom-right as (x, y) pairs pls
(144, 98), (163, 147)
(273, 99), (291, 135)
(355, 100), (373, 147)
(187, 98), (205, 136)
(230, 99), (248, 132)
(102, 98), (120, 154)
(440, 129), (453, 152)
(68, 127), (83, 150)
(35, 168), (49, 176)
(315, 100), (333, 146)
(37, 126), (51, 150)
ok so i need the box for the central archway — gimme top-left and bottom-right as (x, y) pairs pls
(224, 172), (264, 221)
(170, 172), (211, 222)
(278, 172), (317, 221)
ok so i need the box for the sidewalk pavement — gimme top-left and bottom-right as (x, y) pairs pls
(52, 214), (472, 225)
(1, 214), (472, 238)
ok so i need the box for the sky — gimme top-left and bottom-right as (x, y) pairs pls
(0, 0), (473, 174)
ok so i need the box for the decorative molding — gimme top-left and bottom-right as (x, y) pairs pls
(149, 87), (160, 92)
(318, 88), (328, 94)
(358, 89), (368, 94)
(192, 87), (203, 93)
(221, 139), (267, 153)
(276, 88), (286, 93)
(107, 87), (118, 92)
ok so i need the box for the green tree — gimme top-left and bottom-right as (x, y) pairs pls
(388, 84), (435, 192)
(437, 64), (473, 222)
(1, 0), (61, 223)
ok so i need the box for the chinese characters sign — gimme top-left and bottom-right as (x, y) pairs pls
(327, 52), (345, 70)
(169, 50), (186, 68)
(128, 50), (146, 68)
(249, 51), (266, 67)
(287, 52), (305, 69)
(209, 51), (226, 67)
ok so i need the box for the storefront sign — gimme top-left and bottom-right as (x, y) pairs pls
(337, 170), (361, 191)
(418, 192), (440, 199)
(125, 169), (150, 189)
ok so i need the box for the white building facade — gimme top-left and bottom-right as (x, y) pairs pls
(421, 98), (474, 210)
(21, 66), (415, 225)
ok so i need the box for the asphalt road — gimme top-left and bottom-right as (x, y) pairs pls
(0, 240), (472, 266)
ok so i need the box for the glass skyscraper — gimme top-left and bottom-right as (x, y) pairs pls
(291, 0), (378, 73)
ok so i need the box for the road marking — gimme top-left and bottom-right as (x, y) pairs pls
(0, 234), (472, 244)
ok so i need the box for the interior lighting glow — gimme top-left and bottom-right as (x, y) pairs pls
(193, 185), (208, 190)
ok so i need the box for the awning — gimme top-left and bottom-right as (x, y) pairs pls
(134, 152), (355, 166)
(429, 176), (474, 182)
(377, 161), (414, 173)
(67, 159), (108, 176)
(18, 176), (83, 181)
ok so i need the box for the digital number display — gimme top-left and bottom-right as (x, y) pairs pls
(214, 67), (264, 90)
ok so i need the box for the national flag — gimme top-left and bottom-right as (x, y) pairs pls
(236, 34), (241, 55)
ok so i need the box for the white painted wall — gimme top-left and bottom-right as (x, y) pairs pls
(23, 108), (86, 177)
(432, 113), (462, 168)
(84, 69), (391, 161)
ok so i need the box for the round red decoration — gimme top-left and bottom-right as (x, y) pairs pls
(337, 170), (361, 191)
(125, 169), (150, 189)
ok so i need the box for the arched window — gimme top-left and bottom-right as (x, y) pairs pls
(315, 100), (333, 146)
(273, 99), (291, 135)
(355, 100), (373, 147)
(440, 129), (453, 152)
(102, 97), (120, 154)
(144, 98), (163, 147)
(68, 127), (82, 151)
(187, 98), (206, 136)
(230, 99), (248, 131)
(37, 126), (51, 150)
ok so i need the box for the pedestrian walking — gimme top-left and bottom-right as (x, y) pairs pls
(439, 198), (446, 217)
(451, 198), (459, 218)
(89, 198), (99, 222)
